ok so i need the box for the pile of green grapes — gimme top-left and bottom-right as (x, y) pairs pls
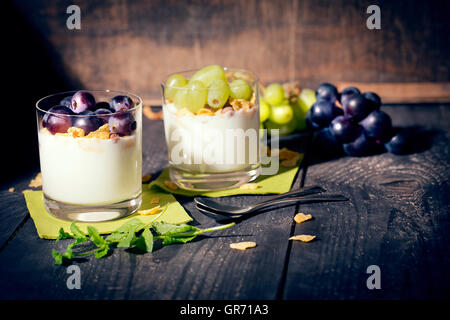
(260, 82), (316, 136)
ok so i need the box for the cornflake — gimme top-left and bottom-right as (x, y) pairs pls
(29, 173), (42, 188)
(22, 189), (33, 194)
(142, 174), (152, 183)
(230, 241), (257, 251)
(294, 213), (312, 224)
(197, 108), (215, 116)
(67, 127), (85, 138)
(86, 124), (110, 139)
(150, 197), (160, 204)
(8, 187), (14, 193)
(289, 235), (316, 242)
(239, 183), (259, 190)
(164, 180), (178, 191)
(138, 205), (160, 216)
(144, 106), (163, 120)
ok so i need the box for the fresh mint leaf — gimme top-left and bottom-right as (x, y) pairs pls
(117, 230), (137, 248)
(114, 218), (146, 234)
(161, 234), (197, 246)
(87, 226), (106, 247)
(52, 249), (64, 265)
(152, 221), (199, 236)
(70, 222), (88, 241)
(94, 245), (109, 259)
(56, 228), (73, 242)
(135, 228), (153, 252)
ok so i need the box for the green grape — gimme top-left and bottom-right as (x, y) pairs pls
(165, 74), (187, 100)
(173, 85), (189, 109)
(298, 88), (316, 113)
(189, 65), (226, 87)
(186, 80), (207, 113)
(269, 104), (293, 124)
(207, 79), (230, 109)
(265, 118), (297, 136)
(259, 98), (270, 122)
(264, 83), (285, 105)
(292, 101), (307, 131)
(229, 79), (253, 100)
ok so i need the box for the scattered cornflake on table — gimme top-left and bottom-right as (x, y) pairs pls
(164, 180), (178, 191)
(8, 187), (15, 193)
(28, 173), (42, 188)
(138, 205), (161, 216)
(150, 197), (160, 204)
(294, 213), (312, 224)
(142, 174), (152, 183)
(239, 183), (259, 190)
(143, 106), (163, 120)
(289, 235), (316, 242)
(279, 148), (303, 167)
(230, 241), (257, 250)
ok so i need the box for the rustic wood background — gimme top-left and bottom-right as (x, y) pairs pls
(3, 0), (449, 184)
(10, 0), (450, 103)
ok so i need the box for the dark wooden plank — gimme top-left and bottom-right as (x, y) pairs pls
(0, 192), (29, 250)
(10, 0), (450, 102)
(0, 117), (297, 299)
(283, 105), (450, 299)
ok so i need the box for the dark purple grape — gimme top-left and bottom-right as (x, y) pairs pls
(363, 92), (381, 111)
(385, 128), (412, 154)
(59, 96), (72, 108)
(314, 127), (343, 157)
(305, 108), (321, 131)
(110, 95), (135, 112)
(360, 110), (392, 141)
(329, 115), (362, 143)
(309, 100), (343, 128)
(94, 101), (111, 111)
(339, 87), (360, 106)
(343, 132), (384, 157)
(70, 91), (96, 114)
(43, 105), (74, 134)
(342, 93), (371, 121)
(95, 108), (112, 124)
(315, 83), (338, 103)
(108, 112), (136, 136)
(72, 110), (102, 134)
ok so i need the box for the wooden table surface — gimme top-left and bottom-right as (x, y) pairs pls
(0, 104), (448, 300)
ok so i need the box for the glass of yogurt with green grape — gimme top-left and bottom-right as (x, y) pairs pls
(36, 90), (142, 222)
(161, 65), (261, 190)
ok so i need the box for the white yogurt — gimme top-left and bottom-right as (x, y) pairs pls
(163, 103), (260, 173)
(38, 132), (142, 205)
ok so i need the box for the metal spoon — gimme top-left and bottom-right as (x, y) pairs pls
(195, 193), (348, 216)
(194, 185), (325, 213)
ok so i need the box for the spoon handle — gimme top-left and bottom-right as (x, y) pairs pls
(248, 194), (349, 214)
(254, 185), (325, 205)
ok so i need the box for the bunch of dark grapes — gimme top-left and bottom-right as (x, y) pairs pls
(306, 83), (411, 156)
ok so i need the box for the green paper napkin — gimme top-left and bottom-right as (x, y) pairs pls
(24, 185), (193, 239)
(150, 155), (303, 197)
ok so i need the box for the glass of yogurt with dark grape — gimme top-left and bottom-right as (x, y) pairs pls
(161, 65), (261, 190)
(36, 90), (142, 222)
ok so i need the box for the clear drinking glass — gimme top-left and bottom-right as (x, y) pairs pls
(161, 68), (261, 190)
(36, 90), (142, 222)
